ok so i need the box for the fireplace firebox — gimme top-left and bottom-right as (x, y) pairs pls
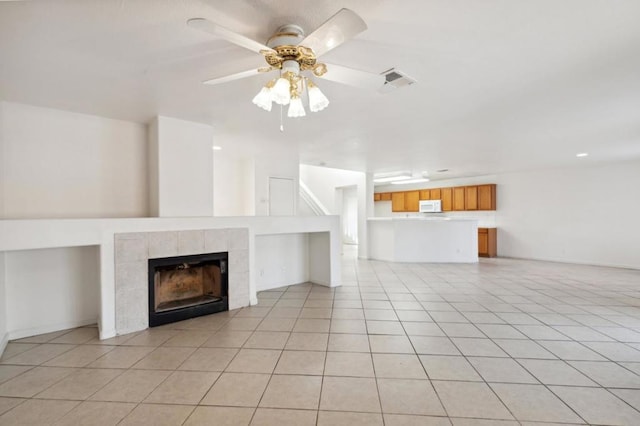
(148, 252), (228, 327)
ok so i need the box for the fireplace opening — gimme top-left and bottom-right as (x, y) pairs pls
(148, 252), (228, 327)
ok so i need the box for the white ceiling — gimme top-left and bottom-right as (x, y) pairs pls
(1, 0), (639, 179)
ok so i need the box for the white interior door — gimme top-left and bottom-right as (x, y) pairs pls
(269, 177), (294, 216)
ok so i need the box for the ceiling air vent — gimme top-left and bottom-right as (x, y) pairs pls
(378, 68), (417, 93)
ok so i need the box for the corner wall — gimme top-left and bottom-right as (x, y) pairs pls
(0, 102), (148, 218)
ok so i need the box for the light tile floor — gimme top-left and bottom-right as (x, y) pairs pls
(2, 250), (640, 424)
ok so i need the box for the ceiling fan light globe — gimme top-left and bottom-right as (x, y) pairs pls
(252, 87), (273, 111)
(287, 97), (306, 118)
(272, 77), (291, 105)
(308, 86), (329, 112)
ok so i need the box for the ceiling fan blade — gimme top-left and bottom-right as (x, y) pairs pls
(203, 68), (265, 85)
(317, 63), (385, 90)
(187, 18), (275, 55)
(301, 8), (367, 58)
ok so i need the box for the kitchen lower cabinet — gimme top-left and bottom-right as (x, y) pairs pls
(478, 227), (497, 257)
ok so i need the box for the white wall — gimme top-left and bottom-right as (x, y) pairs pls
(0, 103), (5, 217)
(496, 161), (640, 269)
(147, 118), (159, 217)
(299, 165), (369, 257)
(213, 152), (252, 216)
(255, 234), (309, 291)
(5, 246), (100, 339)
(0, 253), (7, 354)
(0, 102), (148, 218)
(151, 116), (214, 217)
(254, 144), (299, 216)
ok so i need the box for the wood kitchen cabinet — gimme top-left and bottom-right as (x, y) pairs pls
(453, 187), (465, 211)
(477, 184), (496, 210)
(440, 188), (453, 211)
(376, 184), (496, 211)
(465, 186), (478, 210)
(404, 190), (420, 212)
(478, 228), (497, 257)
(391, 192), (405, 211)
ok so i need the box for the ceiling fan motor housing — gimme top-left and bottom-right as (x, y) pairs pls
(263, 24), (319, 73)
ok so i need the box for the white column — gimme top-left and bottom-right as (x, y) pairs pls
(148, 116), (214, 217)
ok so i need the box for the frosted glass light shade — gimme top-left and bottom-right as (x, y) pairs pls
(252, 86), (272, 111)
(287, 97), (306, 118)
(272, 77), (291, 105)
(308, 85), (329, 112)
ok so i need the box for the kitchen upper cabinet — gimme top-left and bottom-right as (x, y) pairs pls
(379, 184), (495, 211)
(478, 228), (497, 257)
(440, 188), (453, 211)
(453, 187), (465, 211)
(465, 186), (478, 210)
(477, 184), (496, 210)
(391, 192), (405, 212)
(405, 191), (420, 212)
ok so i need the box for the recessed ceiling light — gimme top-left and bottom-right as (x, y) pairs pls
(576, 152), (588, 157)
(373, 171), (412, 183)
(212, 146), (222, 151)
(391, 178), (430, 185)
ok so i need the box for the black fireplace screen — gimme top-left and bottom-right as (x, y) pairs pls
(148, 252), (228, 327)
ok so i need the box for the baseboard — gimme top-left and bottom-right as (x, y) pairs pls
(499, 255), (640, 271)
(7, 318), (98, 341)
(0, 333), (8, 358)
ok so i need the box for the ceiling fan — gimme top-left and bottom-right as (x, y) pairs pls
(187, 8), (385, 118)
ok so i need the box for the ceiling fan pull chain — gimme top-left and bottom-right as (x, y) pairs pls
(280, 104), (284, 132)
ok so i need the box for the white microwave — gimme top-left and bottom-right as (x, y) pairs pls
(419, 200), (442, 213)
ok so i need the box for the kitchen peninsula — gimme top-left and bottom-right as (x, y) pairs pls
(368, 217), (478, 263)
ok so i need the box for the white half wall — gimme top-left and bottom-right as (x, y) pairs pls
(0, 101), (148, 218)
(151, 116), (214, 217)
(5, 246), (100, 339)
(496, 160), (640, 269)
(299, 165), (369, 258)
(255, 234), (309, 291)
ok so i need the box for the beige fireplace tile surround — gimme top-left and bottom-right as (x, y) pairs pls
(115, 228), (250, 335)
